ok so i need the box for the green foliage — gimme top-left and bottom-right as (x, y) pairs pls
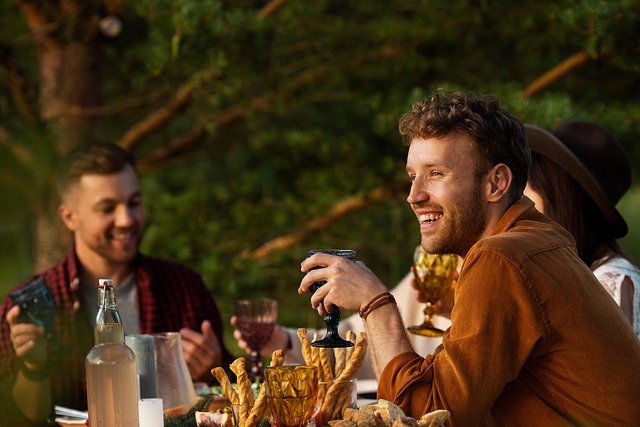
(1, 0), (640, 343)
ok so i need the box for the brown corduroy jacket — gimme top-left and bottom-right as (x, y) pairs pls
(378, 197), (640, 426)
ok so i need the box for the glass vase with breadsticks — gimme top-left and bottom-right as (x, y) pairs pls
(209, 349), (286, 427)
(296, 328), (368, 425)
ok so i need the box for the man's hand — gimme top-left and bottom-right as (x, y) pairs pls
(231, 315), (290, 356)
(7, 305), (52, 422)
(299, 252), (387, 314)
(7, 305), (47, 370)
(180, 320), (222, 381)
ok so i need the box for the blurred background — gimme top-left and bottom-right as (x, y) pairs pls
(1, 0), (639, 354)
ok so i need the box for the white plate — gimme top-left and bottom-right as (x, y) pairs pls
(55, 416), (87, 425)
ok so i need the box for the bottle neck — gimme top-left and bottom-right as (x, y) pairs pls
(95, 283), (125, 344)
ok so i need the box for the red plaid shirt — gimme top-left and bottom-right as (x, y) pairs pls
(0, 247), (234, 426)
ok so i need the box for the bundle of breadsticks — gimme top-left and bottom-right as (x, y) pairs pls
(296, 328), (368, 423)
(211, 349), (285, 427)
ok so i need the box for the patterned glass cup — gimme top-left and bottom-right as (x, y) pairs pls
(264, 365), (319, 427)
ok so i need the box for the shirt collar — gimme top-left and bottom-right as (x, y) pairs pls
(65, 245), (148, 310)
(491, 196), (536, 236)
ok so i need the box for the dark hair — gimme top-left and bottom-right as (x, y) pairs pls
(398, 91), (530, 202)
(56, 142), (137, 196)
(528, 152), (631, 267)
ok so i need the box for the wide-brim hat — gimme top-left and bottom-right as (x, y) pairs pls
(525, 120), (631, 238)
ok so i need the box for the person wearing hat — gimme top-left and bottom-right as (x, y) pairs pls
(524, 120), (640, 337)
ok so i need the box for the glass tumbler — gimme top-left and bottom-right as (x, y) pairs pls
(264, 365), (319, 427)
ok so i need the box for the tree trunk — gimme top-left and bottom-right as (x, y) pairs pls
(20, 1), (106, 269)
(39, 39), (105, 153)
(34, 202), (70, 272)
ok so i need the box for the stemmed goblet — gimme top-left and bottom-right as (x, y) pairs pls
(407, 246), (458, 337)
(235, 298), (278, 382)
(306, 249), (355, 348)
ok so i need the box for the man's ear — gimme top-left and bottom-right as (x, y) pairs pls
(486, 163), (512, 202)
(58, 203), (78, 231)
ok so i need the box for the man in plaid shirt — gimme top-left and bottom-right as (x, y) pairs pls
(0, 142), (235, 425)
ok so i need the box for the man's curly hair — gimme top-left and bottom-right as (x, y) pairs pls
(399, 91), (530, 202)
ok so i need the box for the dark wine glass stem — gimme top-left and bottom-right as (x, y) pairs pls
(324, 307), (341, 335)
(249, 350), (262, 382)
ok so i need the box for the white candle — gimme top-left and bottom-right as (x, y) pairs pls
(138, 398), (163, 427)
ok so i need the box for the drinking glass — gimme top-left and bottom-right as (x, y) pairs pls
(407, 246), (458, 337)
(316, 378), (357, 424)
(306, 249), (356, 348)
(264, 365), (319, 427)
(235, 298), (278, 382)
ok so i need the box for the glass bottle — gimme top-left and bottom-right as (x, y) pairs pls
(85, 279), (139, 427)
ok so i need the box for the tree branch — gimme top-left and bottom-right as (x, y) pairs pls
(0, 126), (33, 166)
(284, 43), (403, 93)
(0, 42), (38, 124)
(134, 96), (268, 171)
(242, 180), (407, 260)
(136, 126), (208, 173)
(61, 91), (169, 117)
(119, 83), (194, 151)
(17, 0), (49, 31)
(523, 50), (592, 97)
(260, 0), (287, 19)
(118, 4), (282, 153)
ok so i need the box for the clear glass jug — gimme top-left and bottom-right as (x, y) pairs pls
(126, 332), (197, 411)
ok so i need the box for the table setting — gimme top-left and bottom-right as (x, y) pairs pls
(55, 329), (449, 427)
(189, 328), (449, 427)
(57, 248), (452, 427)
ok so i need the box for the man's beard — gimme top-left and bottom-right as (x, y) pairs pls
(421, 182), (487, 257)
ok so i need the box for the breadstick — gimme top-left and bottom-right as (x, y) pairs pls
(334, 346), (346, 378)
(244, 382), (266, 427)
(345, 330), (356, 361)
(321, 332), (368, 422)
(319, 347), (333, 383)
(229, 357), (254, 427)
(336, 332), (367, 382)
(210, 367), (239, 405)
(326, 381), (353, 421)
(246, 350), (286, 427)
(270, 348), (286, 367)
(297, 328), (314, 366)
(312, 332), (320, 367)
(316, 381), (327, 416)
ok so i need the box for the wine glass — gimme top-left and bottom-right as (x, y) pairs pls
(407, 246), (458, 337)
(306, 249), (356, 348)
(235, 298), (278, 382)
(264, 365), (319, 427)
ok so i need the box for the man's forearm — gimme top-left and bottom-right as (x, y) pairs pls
(12, 369), (52, 422)
(362, 303), (414, 378)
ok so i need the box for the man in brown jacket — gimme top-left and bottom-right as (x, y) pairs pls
(299, 92), (640, 426)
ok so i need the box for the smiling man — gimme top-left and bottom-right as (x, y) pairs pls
(299, 92), (640, 426)
(0, 142), (234, 425)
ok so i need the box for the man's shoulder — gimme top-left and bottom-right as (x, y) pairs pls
(19, 255), (73, 289)
(2, 259), (71, 309)
(474, 215), (575, 263)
